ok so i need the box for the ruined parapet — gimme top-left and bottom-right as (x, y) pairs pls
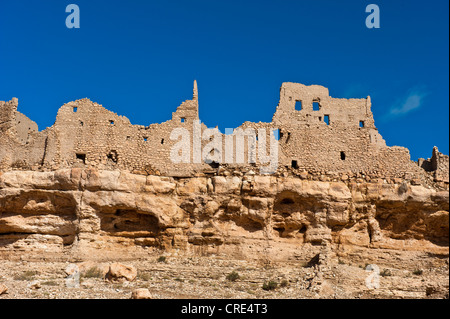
(0, 82), (446, 184)
(14, 112), (38, 144)
(419, 146), (449, 184)
(0, 98), (38, 142)
(171, 80), (199, 124)
(0, 98), (44, 170)
(40, 81), (204, 176)
(273, 83), (377, 130)
(51, 98), (137, 169)
(272, 83), (386, 146)
(269, 83), (420, 178)
(0, 98), (18, 134)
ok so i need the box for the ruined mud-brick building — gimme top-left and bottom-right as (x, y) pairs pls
(0, 82), (448, 187)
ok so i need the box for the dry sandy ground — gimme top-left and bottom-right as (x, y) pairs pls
(0, 249), (448, 299)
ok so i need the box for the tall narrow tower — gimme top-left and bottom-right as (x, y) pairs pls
(193, 80), (198, 101)
(366, 95), (371, 115)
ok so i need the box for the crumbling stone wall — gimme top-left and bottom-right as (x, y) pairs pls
(15, 112), (38, 144)
(0, 82), (447, 187)
(419, 147), (449, 184)
(32, 81), (209, 177)
(0, 98), (46, 171)
(0, 98), (17, 133)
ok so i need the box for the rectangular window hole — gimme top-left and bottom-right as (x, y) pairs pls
(273, 129), (280, 140)
(109, 120), (115, 125)
(107, 150), (118, 163)
(313, 101), (320, 111)
(73, 107), (78, 112)
(291, 160), (299, 169)
(359, 121), (365, 128)
(76, 153), (86, 164)
(208, 161), (220, 169)
(340, 151), (346, 160)
(324, 115), (330, 125)
(295, 101), (302, 111)
(181, 117), (186, 123)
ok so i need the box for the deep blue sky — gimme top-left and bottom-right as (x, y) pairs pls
(0, 0), (448, 160)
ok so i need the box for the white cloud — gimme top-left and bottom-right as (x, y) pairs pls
(388, 88), (428, 117)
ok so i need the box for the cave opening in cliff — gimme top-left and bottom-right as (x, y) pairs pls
(281, 198), (295, 205)
(100, 209), (161, 236)
(299, 225), (307, 233)
(274, 227), (285, 237)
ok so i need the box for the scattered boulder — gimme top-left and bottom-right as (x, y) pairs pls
(106, 263), (137, 282)
(28, 280), (41, 289)
(131, 288), (152, 299)
(425, 284), (449, 299)
(0, 284), (8, 295)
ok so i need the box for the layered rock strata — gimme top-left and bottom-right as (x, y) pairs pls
(0, 169), (447, 261)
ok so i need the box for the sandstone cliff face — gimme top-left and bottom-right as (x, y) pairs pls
(0, 169), (448, 260)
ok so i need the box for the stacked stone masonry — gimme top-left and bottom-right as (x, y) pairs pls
(0, 82), (448, 189)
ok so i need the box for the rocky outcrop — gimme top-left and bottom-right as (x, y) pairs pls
(0, 169), (448, 260)
(131, 288), (152, 299)
(106, 263), (137, 282)
(0, 283), (7, 295)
